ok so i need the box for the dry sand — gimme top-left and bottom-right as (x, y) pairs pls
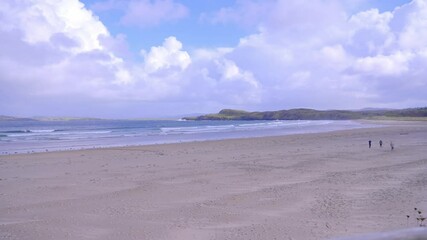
(1, 121), (427, 240)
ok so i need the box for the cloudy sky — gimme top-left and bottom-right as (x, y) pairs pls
(1, 0), (426, 118)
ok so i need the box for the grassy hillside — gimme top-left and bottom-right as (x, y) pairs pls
(185, 107), (427, 121)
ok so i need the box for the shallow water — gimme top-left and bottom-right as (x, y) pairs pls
(0, 119), (377, 154)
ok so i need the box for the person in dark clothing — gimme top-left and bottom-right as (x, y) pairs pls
(379, 140), (383, 147)
(368, 140), (372, 148)
(390, 141), (394, 150)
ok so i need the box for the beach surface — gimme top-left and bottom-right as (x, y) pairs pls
(1, 121), (427, 240)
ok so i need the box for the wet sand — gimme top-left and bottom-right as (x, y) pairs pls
(1, 121), (427, 239)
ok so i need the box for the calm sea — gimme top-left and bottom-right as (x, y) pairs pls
(0, 119), (373, 154)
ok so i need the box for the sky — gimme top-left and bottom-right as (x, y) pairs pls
(1, 0), (426, 118)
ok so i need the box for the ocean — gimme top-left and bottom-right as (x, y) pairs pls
(0, 119), (374, 154)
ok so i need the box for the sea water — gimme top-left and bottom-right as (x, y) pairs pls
(0, 119), (375, 154)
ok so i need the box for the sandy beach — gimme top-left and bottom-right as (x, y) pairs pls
(1, 121), (427, 240)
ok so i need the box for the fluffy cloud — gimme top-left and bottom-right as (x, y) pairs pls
(0, 0), (263, 109)
(191, 53), (261, 105)
(0, 0), (108, 53)
(354, 51), (413, 76)
(203, 0), (427, 109)
(0, 0), (128, 112)
(142, 36), (191, 73)
(1, 0), (427, 117)
(133, 39), (261, 104)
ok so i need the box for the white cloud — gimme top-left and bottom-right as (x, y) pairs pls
(393, 0), (427, 50)
(354, 51), (413, 76)
(1, 0), (427, 117)
(0, 0), (108, 53)
(288, 71), (311, 89)
(349, 8), (393, 33)
(200, 0), (427, 109)
(319, 45), (351, 70)
(142, 36), (191, 73)
(215, 59), (260, 103)
(188, 54), (262, 105)
(0, 0), (126, 103)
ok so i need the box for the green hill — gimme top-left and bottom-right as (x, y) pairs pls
(185, 107), (427, 121)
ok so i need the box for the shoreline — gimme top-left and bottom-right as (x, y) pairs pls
(1, 120), (383, 156)
(1, 122), (427, 239)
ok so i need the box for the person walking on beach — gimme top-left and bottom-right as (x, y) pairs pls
(379, 140), (383, 147)
(390, 141), (394, 150)
(368, 140), (372, 148)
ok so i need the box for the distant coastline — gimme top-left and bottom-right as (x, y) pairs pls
(0, 115), (36, 121)
(2, 107), (427, 122)
(184, 107), (427, 121)
(0, 115), (102, 122)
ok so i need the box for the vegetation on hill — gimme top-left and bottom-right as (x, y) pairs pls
(184, 107), (427, 121)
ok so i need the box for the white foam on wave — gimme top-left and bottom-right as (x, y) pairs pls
(159, 120), (335, 135)
(30, 129), (56, 133)
(6, 130), (113, 138)
(160, 124), (237, 135)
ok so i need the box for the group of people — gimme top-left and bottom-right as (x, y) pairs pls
(368, 139), (394, 150)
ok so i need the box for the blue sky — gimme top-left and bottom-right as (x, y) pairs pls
(1, 0), (426, 118)
(83, 0), (252, 52)
(81, 0), (412, 52)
